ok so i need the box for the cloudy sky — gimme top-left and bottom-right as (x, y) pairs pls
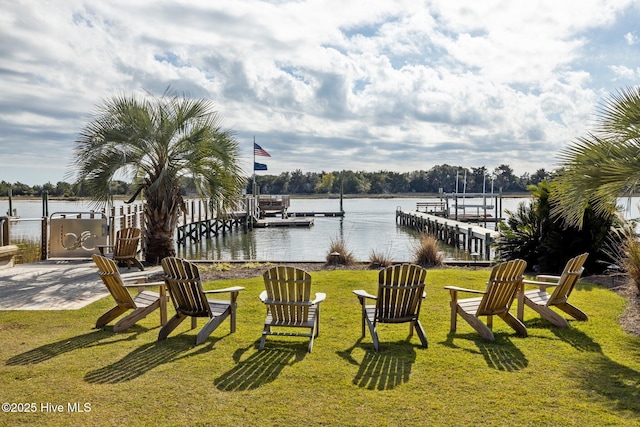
(2, 0), (640, 185)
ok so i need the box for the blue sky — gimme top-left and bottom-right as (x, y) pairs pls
(1, 0), (640, 185)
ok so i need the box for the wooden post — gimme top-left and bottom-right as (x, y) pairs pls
(8, 187), (13, 216)
(40, 216), (48, 260)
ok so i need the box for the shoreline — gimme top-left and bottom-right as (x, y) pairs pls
(3, 192), (532, 202)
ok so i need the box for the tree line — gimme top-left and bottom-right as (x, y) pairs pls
(252, 164), (551, 195)
(1, 163), (551, 198)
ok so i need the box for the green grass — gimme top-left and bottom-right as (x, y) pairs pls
(1, 268), (639, 426)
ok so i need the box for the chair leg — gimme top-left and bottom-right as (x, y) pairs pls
(113, 301), (160, 332)
(449, 300), (458, 332)
(195, 313), (228, 345)
(259, 325), (270, 350)
(132, 258), (145, 271)
(158, 313), (187, 340)
(555, 302), (588, 322)
(458, 311), (495, 341)
(96, 306), (128, 328)
(307, 326), (315, 353)
(499, 312), (528, 337)
(359, 300), (367, 338)
(525, 299), (570, 328)
(366, 318), (380, 351)
(414, 320), (428, 348)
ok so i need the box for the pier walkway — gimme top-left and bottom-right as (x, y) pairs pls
(396, 209), (499, 260)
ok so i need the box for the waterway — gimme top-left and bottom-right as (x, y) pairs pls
(2, 196), (638, 262)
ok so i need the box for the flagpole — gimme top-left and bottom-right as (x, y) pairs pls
(252, 136), (256, 196)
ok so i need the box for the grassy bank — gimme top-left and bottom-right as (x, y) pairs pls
(1, 268), (639, 426)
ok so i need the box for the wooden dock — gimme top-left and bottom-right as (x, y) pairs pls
(262, 211), (344, 218)
(396, 209), (499, 260)
(254, 218), (314, 228)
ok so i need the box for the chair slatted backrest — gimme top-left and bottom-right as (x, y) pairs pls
(263, 266), (312, 323)
(162, 257), (212, 318)
(92, 254), (136, 309)
(547, 253), (588, 306)
(476, 259), (526, 316)
(376, 264), (427, 323)
(113, 227), (141, 260)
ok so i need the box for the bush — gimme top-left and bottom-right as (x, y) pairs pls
(413, 233), (443, 267)
(326, 237), (356, 266)
(495, 180), (620, 274)
(369, 249), (392, 268)
(606, 222), (640, 293)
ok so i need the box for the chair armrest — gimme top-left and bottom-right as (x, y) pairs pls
(122, 280), (165, 288)
(523, 279), (559, 288)
(444, 286), (485, 295)
(312, 292), (326, 304)
(535, 274), (560, 282)
(353, 289), (377, 300)
(204, 286), (245, 294)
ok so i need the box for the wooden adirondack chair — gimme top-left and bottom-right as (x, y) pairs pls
(98, 227), (145, 271)
(92, 254), (166, 332)
(445, 259), (527, 341)
(517, 253), (589, 328)
(159, 257), (244, 345)
(259, 266), (326, 352)
(353, 263), (428, 351)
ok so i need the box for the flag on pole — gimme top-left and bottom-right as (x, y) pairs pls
(254, 162), (268, 171)
(254, 143), (271, 157)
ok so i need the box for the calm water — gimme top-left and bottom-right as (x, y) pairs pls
(2, 196), (638, 262)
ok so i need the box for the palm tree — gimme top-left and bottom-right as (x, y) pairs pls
(552, 86), (640, 227)
(72, 88), (245, 263)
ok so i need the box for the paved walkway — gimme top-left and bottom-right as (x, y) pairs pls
(0, 259), (162, 310)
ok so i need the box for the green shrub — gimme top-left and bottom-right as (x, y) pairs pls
(368, 248), (392, 268)
(326, 236), (356, 265)
(413, 233), (443, 267)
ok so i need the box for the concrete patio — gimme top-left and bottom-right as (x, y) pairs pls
(0, 259), (162, 310)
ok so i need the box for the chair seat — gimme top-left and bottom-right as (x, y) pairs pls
(455, 296), (484, 314)
(265, 306), (318, 328)
(522, 289), (551, 306)
(133, 290), (161, 308)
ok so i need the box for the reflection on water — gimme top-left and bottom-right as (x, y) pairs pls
(4, 196), (638, 262)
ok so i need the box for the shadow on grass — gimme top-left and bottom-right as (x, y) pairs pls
(337, 339), (417, 390)
(551, 327), (640, 414)
(214, 341), (307, 391)
(84, 335), (215, 384)
(441, 333), (528, 371)
(6, 328), (142, 366)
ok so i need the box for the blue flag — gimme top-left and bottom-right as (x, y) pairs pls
(254, 162), (268, 171)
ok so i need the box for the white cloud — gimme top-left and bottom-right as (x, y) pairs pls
(1, 0), (640, 185)
(625, 32), (639, 45)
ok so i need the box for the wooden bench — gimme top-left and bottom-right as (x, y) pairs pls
(0, 245), (19, 270)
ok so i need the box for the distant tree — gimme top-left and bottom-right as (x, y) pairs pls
(529, 168), (550, 185)
(315, 172), (335, 194)
(55, 181), (74, 197)
(72, 88), (244, 263)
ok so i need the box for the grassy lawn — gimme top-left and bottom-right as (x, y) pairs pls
(1, 268), (640, 426)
